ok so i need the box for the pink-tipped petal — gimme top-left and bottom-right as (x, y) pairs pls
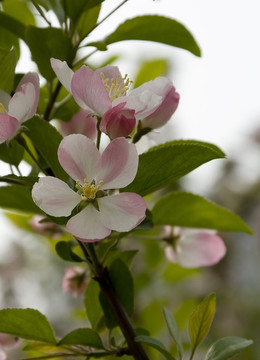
(100, 103), (136, 139)
(50, 58), (73, 93)
(58, 134), (101, 183)
(60, 109), (97, 140)
(0, 114), (20, 144)
(8, 83), (37, 123)
(0, 334), (21, 349)
(98, 137), (138, 189)
(32, 176), (81, 217)
(176, 230), (226, 268)
(16, 72), (40, 118)
(142, 87), (179, 129)
(66, 204), (111, 241)
(71, 66), (111, 115)
(98, 193), (147, 232)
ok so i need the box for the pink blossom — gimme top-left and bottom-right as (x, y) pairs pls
(60, 109), (97, 140)
(100, 103), (136, 139)
(32, 135), (147, 242)
(0, 73), (39, 144)
(62, 267), (88, 297)
(164, 226), (226, 268)
(0, 333), (21, 360)
(51, 58), (179, 131)
(30, 215), (62, 239)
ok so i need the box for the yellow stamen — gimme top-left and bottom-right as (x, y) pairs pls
(76, 179), (103, 201)
(100, 72), (132, 101)
(0, 103), (6, 113)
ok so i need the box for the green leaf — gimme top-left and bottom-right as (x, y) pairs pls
(84, 279), (103, 329)
(163, 307), (183, 358)
(62, 0), (103, 23)
(189, 294), (216, 356)
(152, 191), (252, 234)
(0, 47), (16, 92)
(25, 26), (73, 80)
(0, 308), (56, 344)
(123, 140), (225, 196)
(59, 328), (104, 349)
(100, 259), (134, 328)
(25, 116), (69, 181)
(0, 185), (42, 213)
(135, 335), (176, 360)
(133, 58), (169, 88)
(107, 249), (139, 267)
(105, 16), (201, 56)
(34, 0), (65, 24)
(0, 12), (26, 40)
(2, 0), (35, 26)
(55, 241), (83, 262)
(0, 140), (24, 166)
(0, 26), (20, 59)
(77, 5), (101, 39)
(0, 175), (38, 187)
(205, 337), (253, 360)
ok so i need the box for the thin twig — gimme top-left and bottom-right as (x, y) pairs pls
(31, 0), (52, 26)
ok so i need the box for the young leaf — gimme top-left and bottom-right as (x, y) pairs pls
(135, 335), (176, 360)
(59, 328), (104, 349)
(2, 0), (36, 26)
(0, 308), (56, 344)
(188, 293), (216, 357)
(205, 337), (253, 360)
(25, 26), (73, 80)
(123, 140), (225, 196)
(0, 175), (38, 187)
(25, 116), (69, 181)
(84, 279), (103, 329)
(0, 185), (42, 213)
(133, 58), (169, 88)
(163, 307), (183, 358)
(152, 191), (252, 234)
(105, 16), (201, 56)
(55, 241), (83, 262)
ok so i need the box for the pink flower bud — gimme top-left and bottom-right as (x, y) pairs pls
(62, 267), (88, 297)
(60, 109), (97, 140)
(30, 215), (62, 239)
(100, 103), (136, 139)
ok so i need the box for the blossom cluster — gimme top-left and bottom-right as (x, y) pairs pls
(0, 59), (226, 267)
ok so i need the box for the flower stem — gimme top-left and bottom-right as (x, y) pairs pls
(84, 243), (149, 360)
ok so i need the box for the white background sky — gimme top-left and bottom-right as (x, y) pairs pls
(1, 0), (260, 255)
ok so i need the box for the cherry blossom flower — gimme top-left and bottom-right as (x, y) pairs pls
(60, 109), (97, 140)
(32, 135), (147, 242)
(0, 72), (39, 144)
(163, 226), (226, 268)
(30, 215), (62, 239)
(50, 58), (179, 133)
(62, 267), (88, 297)
(0, 333), (21, 360)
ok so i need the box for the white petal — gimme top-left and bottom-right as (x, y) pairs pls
(50, 58), (73, 92)
(98, 193), (147, 232)
(98, 137), (138, 189)
(58, 134), (101, 183)
(32, 176), (80, 217)
(66, 204), (111, 241)
(8, 83), (37, 123)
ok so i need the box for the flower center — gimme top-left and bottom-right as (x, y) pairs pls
(75, 179), (103, 201)
(0, 103), (6, 113)
(100, 72), (132, 101)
